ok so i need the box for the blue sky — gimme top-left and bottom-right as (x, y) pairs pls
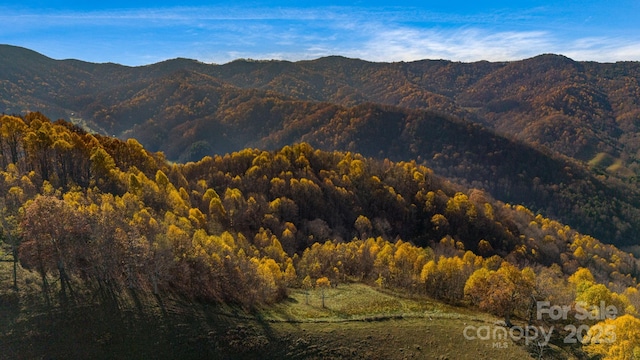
(0, 1), (638, 66)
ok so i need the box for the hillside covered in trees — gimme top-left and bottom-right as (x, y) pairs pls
(2, 45), (640, 248)
(3, 45), (640, 169)
(2, 113), (640, 358)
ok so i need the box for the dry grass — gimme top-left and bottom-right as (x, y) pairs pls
(259, 284), (536, 359)
(3, 269), (574, 359)
(264, 283), (454, 321)
(254, 283), (541, 359)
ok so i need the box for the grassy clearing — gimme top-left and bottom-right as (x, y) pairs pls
(588, 152), (615, 168)
(588, 152), (633, 177)
(2, 270), (570, 359)
(263, 283), (463, 322)
(256, 284), (540, 359)
(261, 284), (536, 360)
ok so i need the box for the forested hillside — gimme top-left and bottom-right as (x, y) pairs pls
(2, 45), (640, 250)
(210, 55), (640, 168)
(3, 113), (640, 358)
(4, 46), (640, 170)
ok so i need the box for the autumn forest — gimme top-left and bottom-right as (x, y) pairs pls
(2, 45), (640, 359)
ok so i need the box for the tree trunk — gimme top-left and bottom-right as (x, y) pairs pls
(58, 260), (75, 304)
(504, 311), (513, 328)
(528, 294), (537, 326)
(40, 270), (51, 308)
(12, 246), (18, 291)
(58, 261), (68, 303)
(152, 272), (159, 295)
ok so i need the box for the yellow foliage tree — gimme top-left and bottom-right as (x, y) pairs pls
(464, 262), (535, 327)
(316, 276), (331, 308)
(255, 258), (285, 302)
(583, 314), (640, 360)
(302, 275), (313, 305)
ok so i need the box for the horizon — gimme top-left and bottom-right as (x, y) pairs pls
(3, 44), (635, 67)
(0, 1), (638, 66)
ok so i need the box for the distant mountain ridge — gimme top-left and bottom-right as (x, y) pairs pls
(2, 44), (640, 247)
(2, 45), (640, 165)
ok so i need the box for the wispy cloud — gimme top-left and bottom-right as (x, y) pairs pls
(0, 4), (637, 65)
(349, 27), (553, 62)
(563, 38), (640, 62)
(348, 27), (640, 64)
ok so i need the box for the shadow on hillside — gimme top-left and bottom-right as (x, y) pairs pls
(0, 291), (296, 360)
(0, 290), (20, 334)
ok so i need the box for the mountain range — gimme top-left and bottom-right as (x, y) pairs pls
(2, 44), (640, 247)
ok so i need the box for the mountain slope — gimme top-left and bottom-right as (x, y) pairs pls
(1, 113), (639, 360)
(207, 54), (640, 174)
(3, 45), (639, 170)
(2, 45), (640, 247)
(121, 94), (640, 245)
